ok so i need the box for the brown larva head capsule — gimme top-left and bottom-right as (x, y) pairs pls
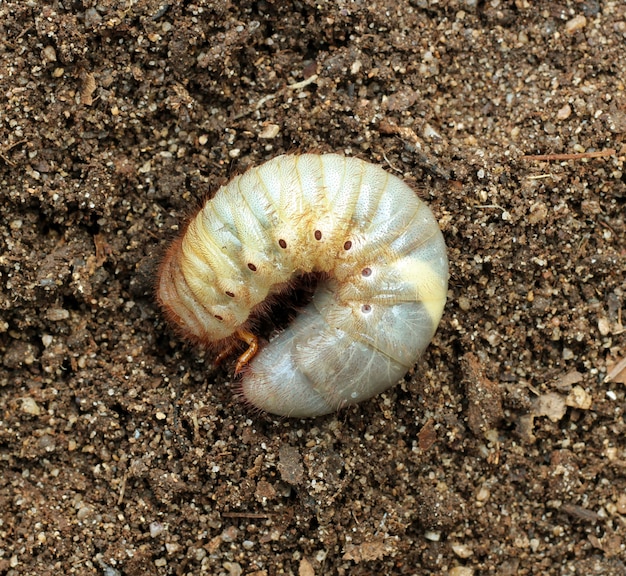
(157, 153), (448, 417)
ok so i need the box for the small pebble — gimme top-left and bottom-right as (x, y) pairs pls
(556, 104), (571, 120)
(616, 493), (626, 515)
(46, 308), (70, 321)
(449, 567), (474, 576)
(20, 397), (41, 416)
(566, 385), (592, 410)
(476, 485), (490, 502)
(76, 505), (92, 521)
(597, 317), (610, 336)
(221, 526), (239, 542)
(259, 124), (280, 139)
(458, 296), (471, 311)
(223, 562), (242, 576)
(42, 46), (57, 63)
(149, 521), (164, 538)
(84, 7), (103, 27)
(565, 15), (587, 33)
(451, 543), (473, 558)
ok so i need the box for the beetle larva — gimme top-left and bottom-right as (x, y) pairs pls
(157, 153), (448, 417)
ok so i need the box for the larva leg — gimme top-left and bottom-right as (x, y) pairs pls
(213, 329), (259, 373)
(213, 340), (238, 367)
(234, 329), (259, 375)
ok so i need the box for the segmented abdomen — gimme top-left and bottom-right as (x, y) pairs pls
(157, 153), (448, 417)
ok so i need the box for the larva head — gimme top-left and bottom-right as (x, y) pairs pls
(157, 235), (238, 347)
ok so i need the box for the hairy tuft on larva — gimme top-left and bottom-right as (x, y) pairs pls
(157, 153), (448, 417)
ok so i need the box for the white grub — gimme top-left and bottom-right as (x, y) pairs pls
(157, 154), (448, 417)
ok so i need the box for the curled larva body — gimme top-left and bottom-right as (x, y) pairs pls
(157, 153), (448, 417)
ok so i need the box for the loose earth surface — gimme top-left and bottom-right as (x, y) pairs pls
(1, 1), (625, 575)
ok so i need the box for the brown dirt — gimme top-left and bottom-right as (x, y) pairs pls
(1, 1), (625, 575)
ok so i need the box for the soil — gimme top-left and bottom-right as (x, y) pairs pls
(1, 1), (625, 575)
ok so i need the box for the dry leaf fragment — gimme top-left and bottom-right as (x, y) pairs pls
(278, 445), (304, 485)
(532, 392), (567, 423)
(461, 353), (503, 437)
(343, 537), (395, 562)
(80, 72), (97, 105)
(606, 356), (626, 384)
(555, 370), (583, 391)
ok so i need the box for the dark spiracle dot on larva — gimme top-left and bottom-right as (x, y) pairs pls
(361, 304), (372, 313)
(314, 230), (322, 240)
(248, 263), (257, 272)
(361, 267), (372, 277)
(343, 240), (352, 250)
(278, 239), (287, 249)
(225, 291), (235, 298)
